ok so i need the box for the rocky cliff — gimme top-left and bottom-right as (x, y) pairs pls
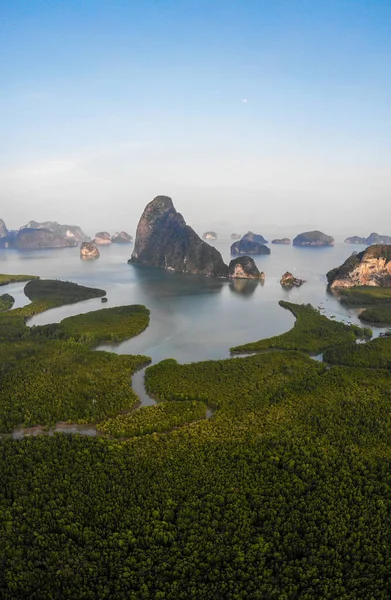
(80, 241), (100, 259)
(202, 231), (217, 240)
(228, 257), (264, 280)
(129, 196), (228, 277)
(241, 231), (268, 244)
(345, 232), (391, 245)
(112, 231), (133, 244)
(272, 238), (291, 245)
(327, 245), (391, 288)
(94, 232), (112, 245)
(280, 272), (305, 287)
(293, 230), (334, 247)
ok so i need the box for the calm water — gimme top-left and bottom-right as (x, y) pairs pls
(2, 241), (384, 365)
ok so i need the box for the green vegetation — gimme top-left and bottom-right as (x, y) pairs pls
(231, 301), (371, 354)
(0, 273), (38, 286)
(3, 284), (391, 597)
(323, 335), (391, 368)
(60, 305), (150, 345)
(0, 293), (14, 312)
(98, 400), (207, 438)
(0, 341), (148, 431)
(0, 279), (107, 342)
(338, 286), (391, 305)
(359, 305), (391, 323)
(24, 278), (105, 306)
(0, 277), (150, 431)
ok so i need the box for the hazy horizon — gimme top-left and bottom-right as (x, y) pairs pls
(1, 0), (390, 237)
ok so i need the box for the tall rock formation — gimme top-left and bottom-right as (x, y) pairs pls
(228, 256), (264, 280)
(327, 245), (391, 288)
(129, 196), (228, 277)
(0, 219), (8, 238)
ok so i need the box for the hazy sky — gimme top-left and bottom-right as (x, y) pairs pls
(1, 0), (390, 237)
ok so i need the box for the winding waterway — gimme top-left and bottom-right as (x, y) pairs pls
(1, 241), (389, 439)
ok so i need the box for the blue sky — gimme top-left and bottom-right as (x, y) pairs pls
(1, 0), (390, 235)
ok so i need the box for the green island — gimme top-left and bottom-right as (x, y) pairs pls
(2, 282), (391, 598)
(230, 300), (371, 353)
(0, 293), (14, 312)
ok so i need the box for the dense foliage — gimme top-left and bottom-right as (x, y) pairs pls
(0, 341), (148, 431)
(338, 286), (391, 305)
(359, 305), (391, 324)
(0, 279), (150, 431)
(0, 293), (14, 312)
(231, 301), (371, 354)
(323, 335), (391, 368)
(24, 278), (105, 306)
(60, 305), (150, 345)
(2, 281), (391, 598)
(98, 401), (207, 438)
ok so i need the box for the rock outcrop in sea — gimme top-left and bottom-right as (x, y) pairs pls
(230, 233), (241, 240)
(280, 271), (305, 287)
(94, 232), (112, 245)
(202, 231), (217, 240)
(345, 232), (391, 245)
(80, 241), (100, 259)
(327, 245), (391, 288)
(129, 196), (228, 277)
(230, 239), (271, 255)
(272, 238), (291, 245)
(293, 231), (334, 247)
(22, 221), (89, 243)
(228, 256), (264, 280)
(14, 228), (78, 249)
(111, 231), (133, 244)
(241, 231), (268, 244)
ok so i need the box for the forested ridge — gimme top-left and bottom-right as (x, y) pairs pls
(1, 276), (391, 598)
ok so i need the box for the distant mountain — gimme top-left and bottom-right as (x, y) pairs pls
(293, 230), (334, 247)
(22, 221), (89, 243)
(14, 228), (78, 249)
(345, 232), (391, 245)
